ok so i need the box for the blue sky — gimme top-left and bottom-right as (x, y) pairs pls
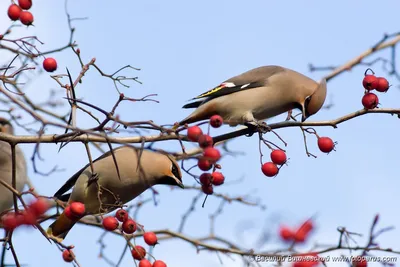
(1, 0), (400, 266)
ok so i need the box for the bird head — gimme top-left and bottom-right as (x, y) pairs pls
(158, 154), (184, 189)
(0, 118), (14, 135)
(300, 78), (327, 122)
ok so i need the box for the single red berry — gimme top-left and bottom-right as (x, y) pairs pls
(203, 147), (221, 162)
(28, 197), (49, 216)
(209, 115), (223, 128)
(362, 75), (378, 91)
(375, 77), (389, 92)
(198, 158), (213, 171)
(199, 173), (212, 185)
(102, 216), (119, 231)
(201, 184), (213, 195)
(270, 150), (287, 165)
(317, 137), (334, 153)
(143, 232), (158, 246)
(62, 250), (74, 262)
(279, 226), (294, 241)
(131, 246), (146, 260)
(352, 256), (368, 267)
(70, 202), (85, 218)
(261, 162), (278, 177)
(198, 134), (213, 148)
(115, 209), (129, 222)
(1, 213), (18, 231)
(293, 254), (319, 267)
(153, 260), (167, 267)
(64, 206), (78, 220)
(18, 0), (32, 10)
(211, 172), (224, 186)
(7, 4), (22, 21)
(19, 11), (33, 25)
(122, 219), (137, 234)
(43, 58), (58, 72)
(187, 126), (203, 142)
(138, 259), (152, 267)
(361, 93), (379, 109)
(14, 213), (25, 226)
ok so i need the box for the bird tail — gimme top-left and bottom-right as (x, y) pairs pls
(47, 211), (77, 242)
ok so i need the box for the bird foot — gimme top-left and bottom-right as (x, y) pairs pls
(244, 121), (271, 136)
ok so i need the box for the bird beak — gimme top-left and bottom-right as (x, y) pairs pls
(177, 180), (185, 189)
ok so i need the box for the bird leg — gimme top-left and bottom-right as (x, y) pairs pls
(286, 109), (293, 121)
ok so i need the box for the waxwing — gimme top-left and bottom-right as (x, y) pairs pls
(176, 65), (327, 128)
(47, 146), (183, 240)
(0, 118), (29, 215)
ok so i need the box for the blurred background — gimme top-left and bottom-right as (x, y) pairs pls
(0, 0), (399, 266)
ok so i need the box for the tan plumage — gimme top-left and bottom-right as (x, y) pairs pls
(47, 146), (183, 240)
(0, 118), (29, 215)
(177, 65), (327, 127)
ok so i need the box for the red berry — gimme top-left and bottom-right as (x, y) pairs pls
(279, 226), (294, 241)
(122, 219), (137, 234)
(18, 0), (32, 10)
(203, 147), (221, 162)
(19, 11), (33, 25)
(361, 93), (378, 109)
(153, 260), (167, 267)
(352, 256), (368, 267)
(270, 150), (287, 165)
(102, 216), (119, 231)
(70, 202), (85, 218)
(298, 219), (314, 233)
(261, 162), (278, 177)
(62, 250), (74, 262)
(210, 115), (223, 128)
(375, 77), (389, 92)
(28, 197), (49, 216)
(1, 213), (18, 231)
(317, 137), (334, 153)
(187, 126), (203, 142)
(139, 259), (152, 267)
(201, 184), (213, 195)
(7, 4), (22, 21)
(115, 209), (129, 222)
(362, 75), (378, 91)
(64, 206), (77, 220)
(21, 210), (37, 225)
(199, 173), (212, 185)
(143, 232), (158, 246)
(198, 134), (213, 148)
(293, 254), (319, 267)
(43, 58), (58, 72)
(211, 172), (224, 186)
(197, 158), (213, 171)
(131, 246), (146, 260)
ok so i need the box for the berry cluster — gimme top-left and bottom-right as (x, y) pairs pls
(7, 1), (59, 73)
(186, 115), (225, 195)
(1, 197), (49, 231)
(361, 69), (390, 109)
(279, 219), (314, 243)
(101, 209), (166, 266)
(7, 1), (33, 26)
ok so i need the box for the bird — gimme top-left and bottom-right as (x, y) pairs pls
(0, 118), (29, 215)
(174, 65), (327, 129)
(47, 146), (184, 241)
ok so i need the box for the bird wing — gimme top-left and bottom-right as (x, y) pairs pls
(182, 65), (285, 109)
(53, 146), (126, 198)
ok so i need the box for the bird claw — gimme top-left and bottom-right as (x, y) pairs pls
(244, 121), (271, 135)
